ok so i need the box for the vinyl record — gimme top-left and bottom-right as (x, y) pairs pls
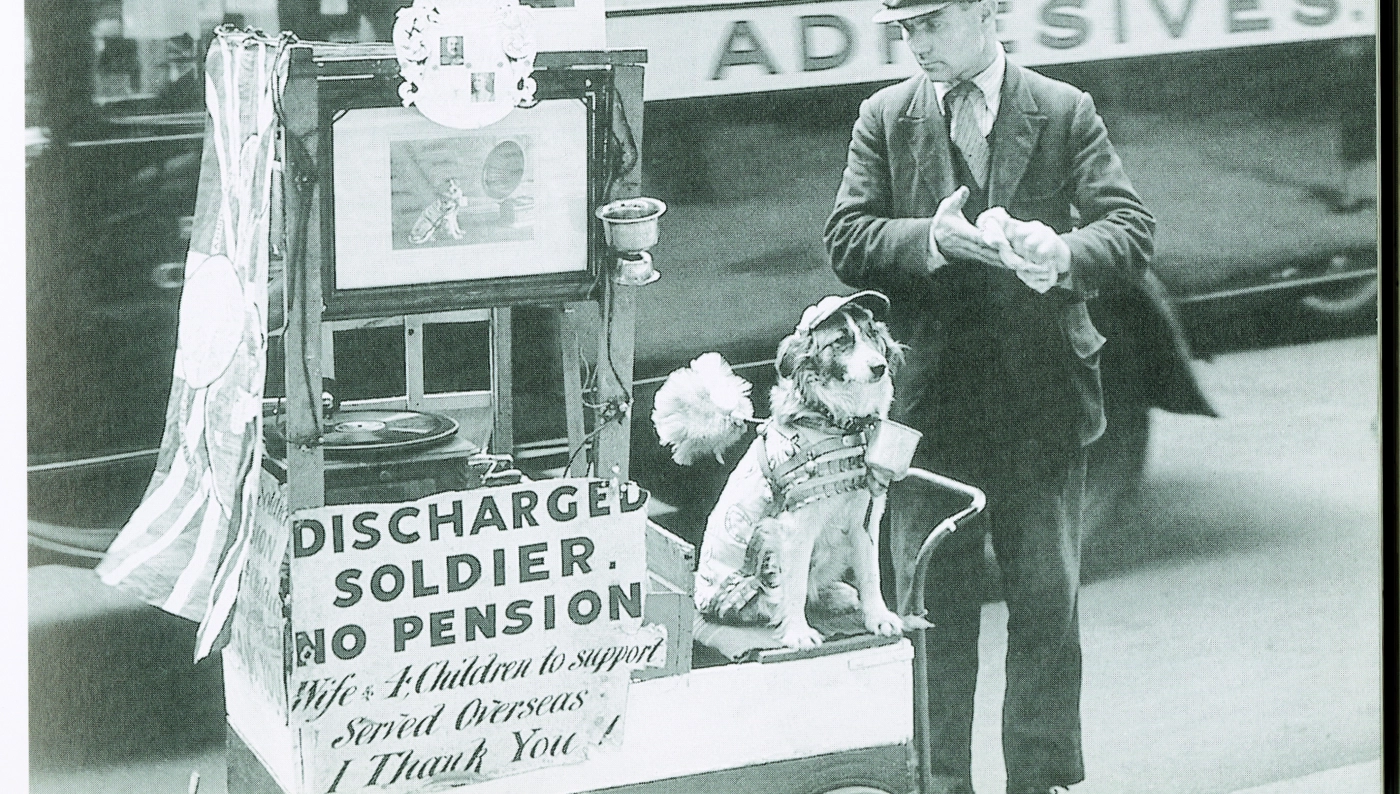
(266, 409), (459, 454)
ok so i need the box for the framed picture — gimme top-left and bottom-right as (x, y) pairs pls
(319, 70), (612, 319)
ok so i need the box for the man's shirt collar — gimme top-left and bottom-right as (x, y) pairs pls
(933, 42), (1006, 120)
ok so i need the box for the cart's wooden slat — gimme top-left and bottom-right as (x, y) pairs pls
(645, 519), (696, 593)
(459, 639), (915, 794)
(582, 744), (914, 794)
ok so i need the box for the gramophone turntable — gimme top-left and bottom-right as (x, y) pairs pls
(263, 403), (519, 506)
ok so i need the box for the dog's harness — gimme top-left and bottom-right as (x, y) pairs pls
(698, 414), (883, 624)
(756, 414), (882, 516)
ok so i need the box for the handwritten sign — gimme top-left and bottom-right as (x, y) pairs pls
(286, 478), (663, 792)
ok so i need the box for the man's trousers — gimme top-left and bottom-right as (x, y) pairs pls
(885, 437), (1089, 794)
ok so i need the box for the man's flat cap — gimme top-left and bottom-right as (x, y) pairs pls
(872, 0), (955, 24)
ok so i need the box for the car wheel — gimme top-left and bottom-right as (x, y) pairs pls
(1300, 278), (1378, 319)
(1298, 251), (1378, 321)
(1083, 405), (1150, 538)
(819, 787), (896, 794)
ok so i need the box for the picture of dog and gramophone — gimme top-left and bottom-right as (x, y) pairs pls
(390, 135), (536, 249)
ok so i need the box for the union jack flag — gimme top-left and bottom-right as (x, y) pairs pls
(97, 30), (282, 661)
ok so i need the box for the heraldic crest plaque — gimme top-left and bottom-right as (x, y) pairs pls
(393, 0), (539, 130)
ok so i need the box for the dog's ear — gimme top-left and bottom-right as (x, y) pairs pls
(872, 319), (907, 370)
(775, 331), (812, 380)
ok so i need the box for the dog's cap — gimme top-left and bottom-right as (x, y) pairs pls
(872, 0), (955, 24)
(796, 291), (891, 333)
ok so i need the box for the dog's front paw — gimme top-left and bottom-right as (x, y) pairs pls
(778, 623), (824, 649)
(862, 607), (904, 637)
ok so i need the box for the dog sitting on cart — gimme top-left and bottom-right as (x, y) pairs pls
(463, 293), (985, 794)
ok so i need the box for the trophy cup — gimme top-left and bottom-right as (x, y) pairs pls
(595, 197), (666, 286)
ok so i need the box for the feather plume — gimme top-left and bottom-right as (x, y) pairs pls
(651, 352), (755, 464)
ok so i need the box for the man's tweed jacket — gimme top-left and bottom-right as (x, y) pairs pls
(825, 62), (1157, 448)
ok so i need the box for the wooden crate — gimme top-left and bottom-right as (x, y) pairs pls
(637, 520), (695, 681)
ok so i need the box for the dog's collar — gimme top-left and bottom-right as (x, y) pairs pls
(788, 409), (881, 436)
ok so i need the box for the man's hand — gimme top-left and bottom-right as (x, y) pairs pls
(1002, 219), (1069, 293)
(974, 208), (1072, 294)
(1006, 219), (1070, 279)
(930, 186), (1002, 270)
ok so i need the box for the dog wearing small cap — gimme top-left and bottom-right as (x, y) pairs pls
(652, 291), (906, 648)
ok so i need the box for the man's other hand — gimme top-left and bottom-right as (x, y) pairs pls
(931, 186), (1002, 270)
(1006, 218), (1070, 278)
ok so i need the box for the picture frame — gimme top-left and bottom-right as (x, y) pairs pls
(317, 64), (613, 319)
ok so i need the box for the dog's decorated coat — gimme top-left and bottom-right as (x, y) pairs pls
(694, 417), (883, 624)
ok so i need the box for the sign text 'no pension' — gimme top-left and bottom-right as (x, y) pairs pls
(286, 478), (665, 792)
(291, 479), (648, 657)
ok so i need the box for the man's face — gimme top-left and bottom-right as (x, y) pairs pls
(899, 1), (994, 83)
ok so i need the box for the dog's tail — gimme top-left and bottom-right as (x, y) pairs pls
(651, 352), (755, 465)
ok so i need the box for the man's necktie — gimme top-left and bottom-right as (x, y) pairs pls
(945, 81), (990, 188)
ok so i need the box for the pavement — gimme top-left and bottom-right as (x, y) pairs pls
(969, 335), (1382, 794)
(28, 565), (225, 774)
(1228, 761), (1383, 794)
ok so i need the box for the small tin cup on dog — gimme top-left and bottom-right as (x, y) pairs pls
(865, 420), (923, 483)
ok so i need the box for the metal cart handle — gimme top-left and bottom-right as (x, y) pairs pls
(898, 466), (987, 794)
(902, 467), (987, 623)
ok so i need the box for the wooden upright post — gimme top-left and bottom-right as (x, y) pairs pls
(561, 302), (591, 476)
(281, 44), (326, 511)
(589, 62), (646, 482)
(490, 306), (514, 455)
(592, 280), (637, 481)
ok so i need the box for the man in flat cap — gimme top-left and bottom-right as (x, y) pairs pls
(824, 1), (1155, 792)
